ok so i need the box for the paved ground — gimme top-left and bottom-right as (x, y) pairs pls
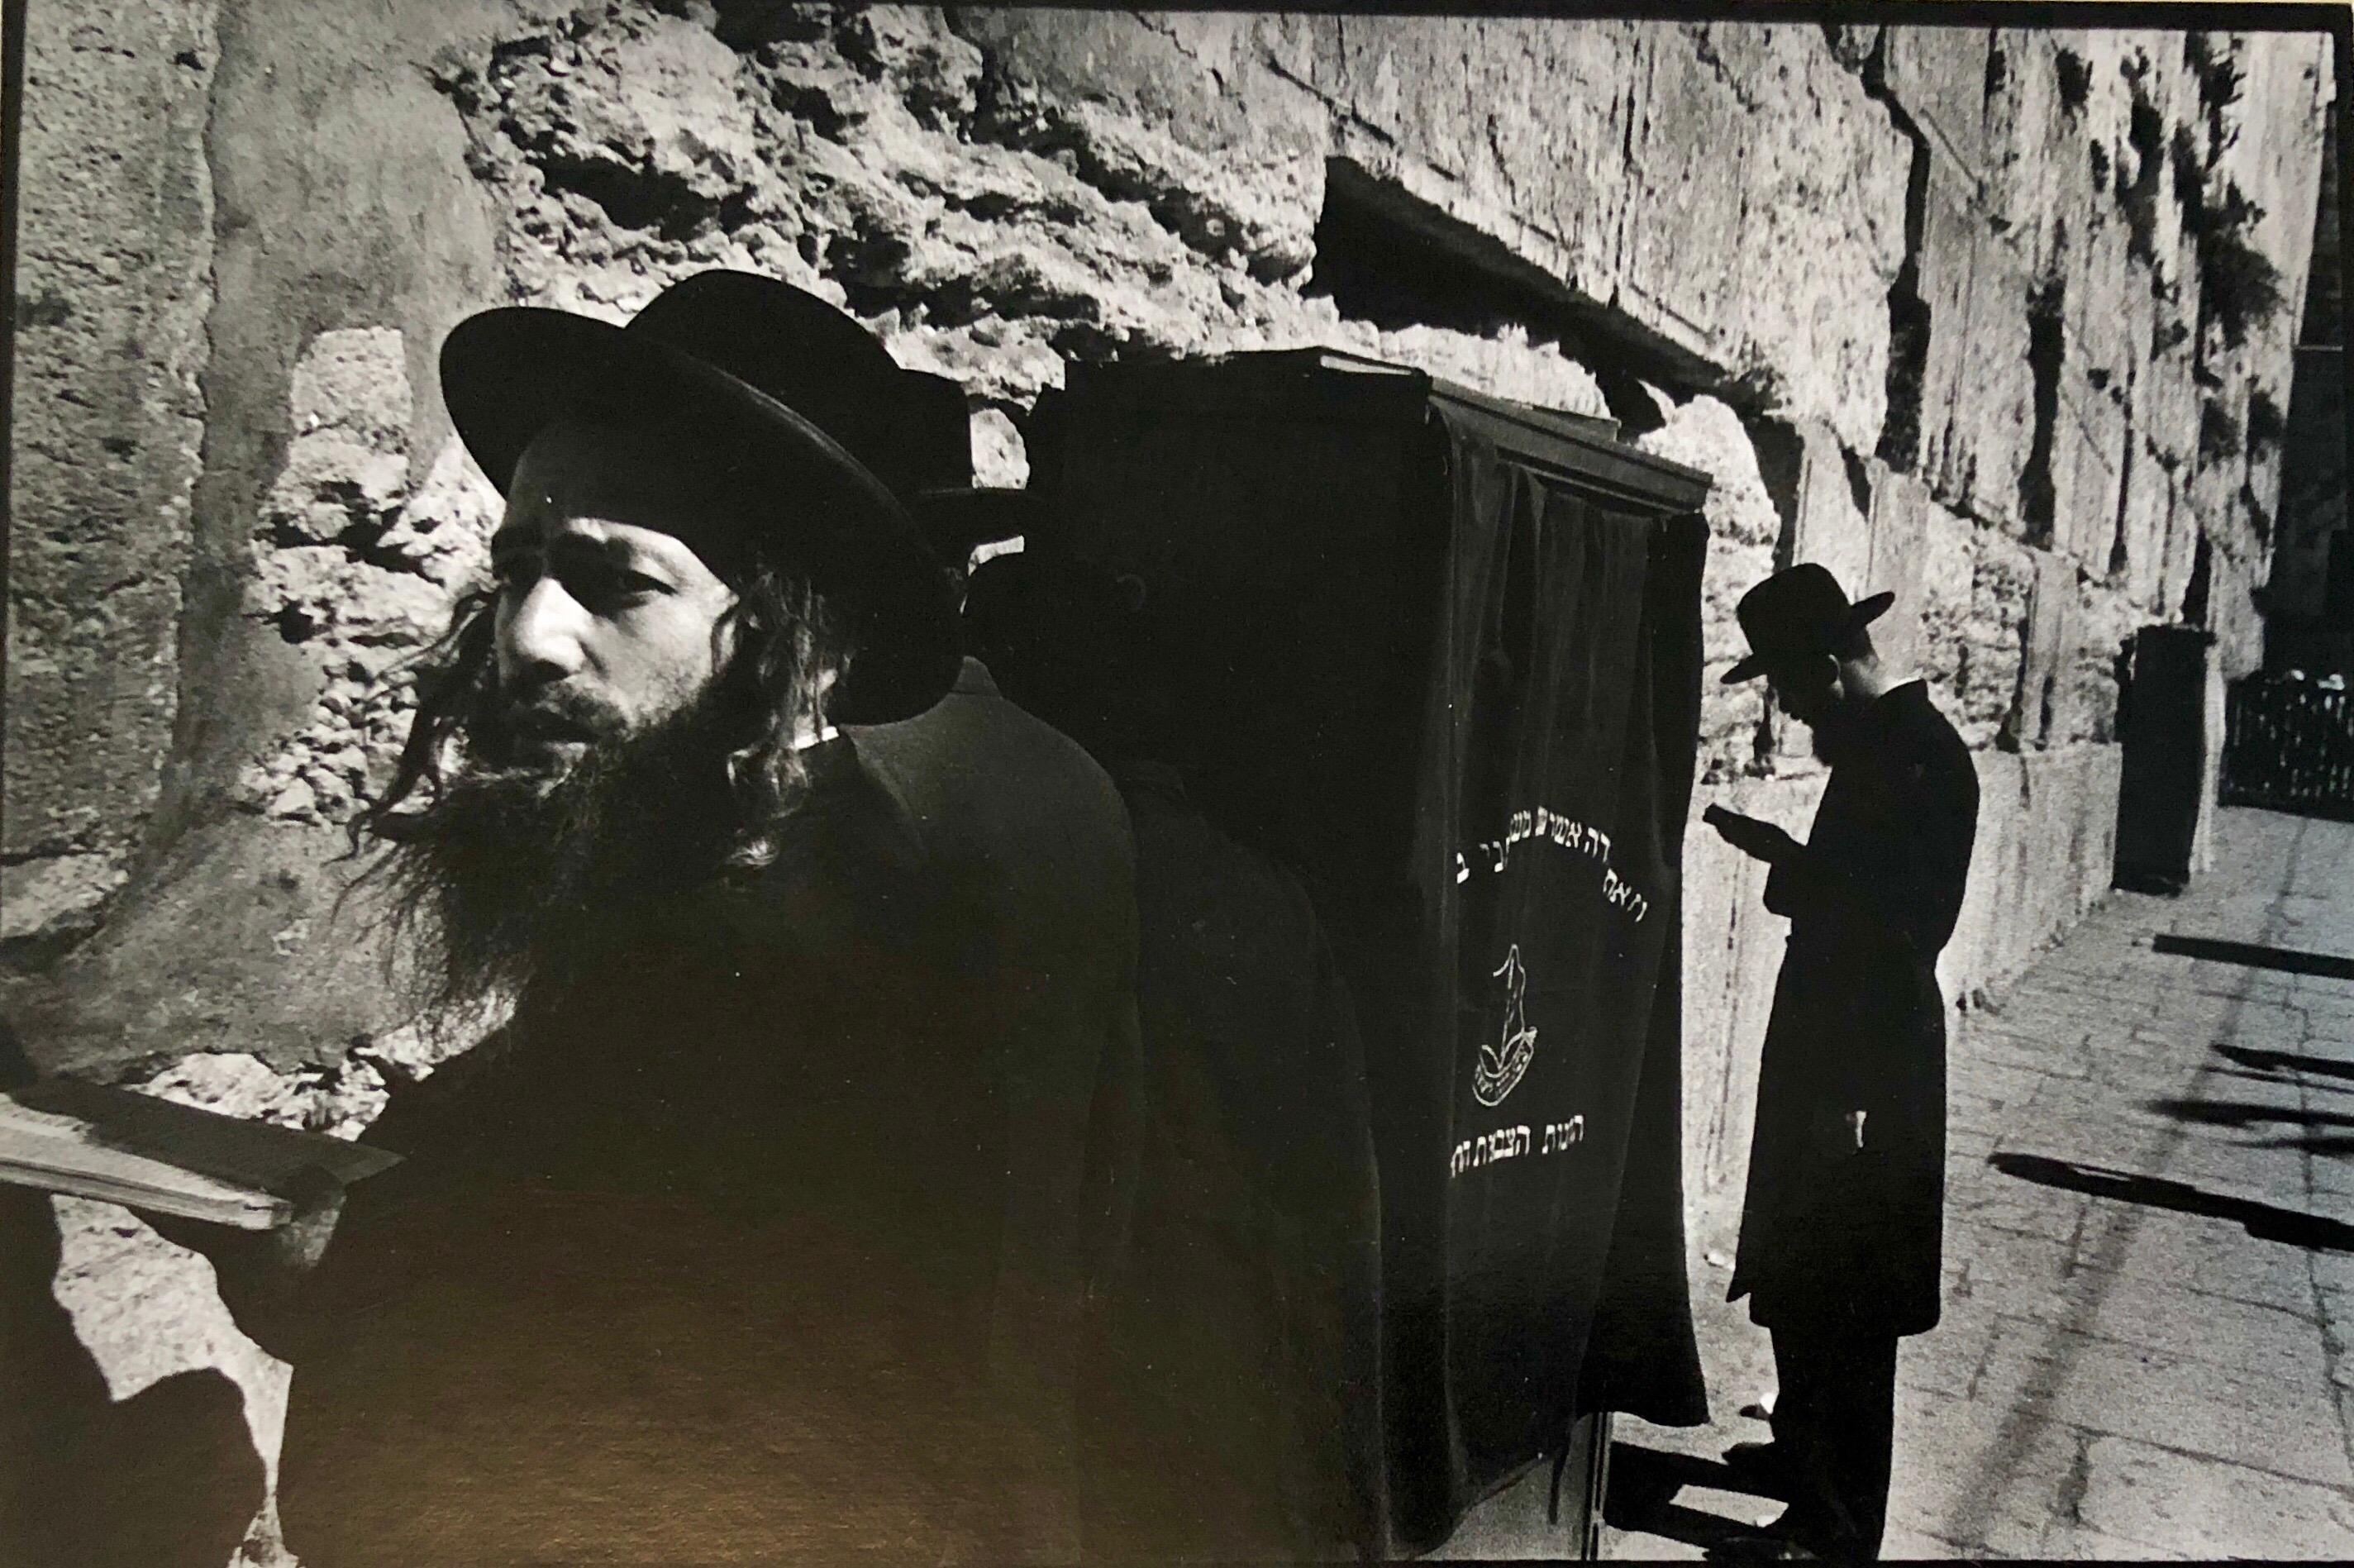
(1604, 807), (2354, 1561)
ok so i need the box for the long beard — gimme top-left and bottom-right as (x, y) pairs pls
(1808, 700), (1869, 765)
(370, 689), (745, 1018)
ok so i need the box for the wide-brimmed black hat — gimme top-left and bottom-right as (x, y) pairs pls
(440, 270), (994, 722)
(1720, 563), (1895, 684)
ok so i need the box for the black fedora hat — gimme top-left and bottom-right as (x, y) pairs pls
(1721, 563), (1895, 684)
(439, 270), (970, 723)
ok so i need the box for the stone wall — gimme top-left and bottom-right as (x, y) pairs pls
(6, 0), (217, 957)
(4, 6), (2333, 1557)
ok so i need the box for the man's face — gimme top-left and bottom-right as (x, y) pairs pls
(1766, 658), (1867, 762)
(1765, 662), (1836, 728)
(488, 418), (738, 772)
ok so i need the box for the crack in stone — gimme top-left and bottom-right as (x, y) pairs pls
(1852, 33), (1933, 474)
(2054, 1427), (2094, 1527)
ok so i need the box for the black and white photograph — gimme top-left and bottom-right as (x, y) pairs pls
(2, 1), (2350, 1561)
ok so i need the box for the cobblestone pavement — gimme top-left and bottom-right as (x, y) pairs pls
(1605, 807), (2354, 1561)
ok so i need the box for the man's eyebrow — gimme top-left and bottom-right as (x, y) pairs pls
(541, 526), (695, 579)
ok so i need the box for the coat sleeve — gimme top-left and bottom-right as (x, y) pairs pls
(1762, 711), (1980, 958)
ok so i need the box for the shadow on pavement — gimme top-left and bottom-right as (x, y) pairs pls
(1603, 1442), (1782, 1553)
(2151, 933), (2354, 980)
(2251, 1132), (2354, 1156)
(2215, 1043), (2354, 1082)
(2144, 1095), (2354, 1132)
(1989, 1151), (2354, 1251)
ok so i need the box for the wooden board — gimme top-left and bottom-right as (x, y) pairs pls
(0, 1079), (399, 1230)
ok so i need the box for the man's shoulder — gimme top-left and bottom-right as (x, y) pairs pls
(1875, 682), (1970, 760)
(1912, 689), (1975, 775)
(1868, 685), (1977, 819)
(851, 664), (1127, 826)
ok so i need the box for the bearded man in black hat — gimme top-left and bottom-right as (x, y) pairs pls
(158, 271), (1142, 1565)
(1702, 565), (1979, 1563)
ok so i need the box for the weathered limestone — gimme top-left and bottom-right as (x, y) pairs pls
(5, 0), (220, 952)
(2, 9), (2331, 1556)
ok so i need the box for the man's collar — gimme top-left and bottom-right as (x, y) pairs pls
(1864, 677), (1929, 725)
(953, 656), (998, 697)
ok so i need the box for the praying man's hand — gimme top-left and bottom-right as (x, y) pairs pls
(1703, 804), (1802, 866)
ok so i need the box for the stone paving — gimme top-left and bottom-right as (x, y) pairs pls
(1605, 807), (2354, 1560)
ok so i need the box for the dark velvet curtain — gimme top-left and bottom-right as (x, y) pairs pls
(1040, 372), (1711, 1556)
(1371, 413), (1707, 1551)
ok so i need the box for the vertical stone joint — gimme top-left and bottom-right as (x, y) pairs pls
(1857, 37), (1933, 474)
(2021, 274), (2066, 548)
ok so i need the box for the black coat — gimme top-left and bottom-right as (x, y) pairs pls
(1078, 762), (1385, 1562)
(1729, 681), (1978, 1339)
(266, 660), (1142, 1565)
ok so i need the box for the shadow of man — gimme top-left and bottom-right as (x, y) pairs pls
(1, 1023), (266, 1568)
(1991, 1149), (2354, 1252)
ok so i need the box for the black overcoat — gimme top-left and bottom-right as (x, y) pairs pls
(1077, 761), (1385, 1563)
(263, 660), (1144, 1565)
(1728, 681), (1978, 1339)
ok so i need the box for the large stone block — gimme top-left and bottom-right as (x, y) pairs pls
(2139, 317), (2204, 474)
(2054, 579), (2137, 746)
(2067, 188), (2142, 394)
(2154, 496), (2205, 622)
(2187, 399), (2255, 541)
(1880, 24), (1994, 183)
(1266, 17), (1909, 449)
(1789, 423), (1876, 599)
(1265, 14), (1638, 311)
(1690, 25), (1912, 450)
(1980, 29), (2085, 280)
(2004, 546), (2076, 750)
(1618, 26), (1755, 353)
(1927, 209), (2039, 536)
(2113, 435), (2178, 604)
(1637, 393), (1783, 777)
(2209, 32), (2333, 357)
(2205, 543), (2268, 679)
(1916, 506), (1980, 715)
(1679, 771), (1826, 1222)
(237, 334), (492, 829)
(2052, 369), (2128, 571)
(1945, 743), (2123, 994)
(959, 9), (1332, 281)
(1957, 532), (2036, 746)
(5, 0), (220, 946)
(1863, 465), (1933, 677)
(1899, 160), (1984, 474)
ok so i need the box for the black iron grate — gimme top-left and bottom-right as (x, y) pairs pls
(2220, 679), (2354, 819)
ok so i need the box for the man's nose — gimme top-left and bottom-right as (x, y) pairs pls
(496, 575), (590, 689)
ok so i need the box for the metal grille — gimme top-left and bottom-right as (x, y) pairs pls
(2221, 679), (2354, 819)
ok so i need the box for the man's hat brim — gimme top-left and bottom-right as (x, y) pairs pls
(1719, 589), (1895, 684)
(441, 307), (959, 724)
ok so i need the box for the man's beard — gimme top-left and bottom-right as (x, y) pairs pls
(372, 684), (747, 1018)
(1807, 698), (1869, 765)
